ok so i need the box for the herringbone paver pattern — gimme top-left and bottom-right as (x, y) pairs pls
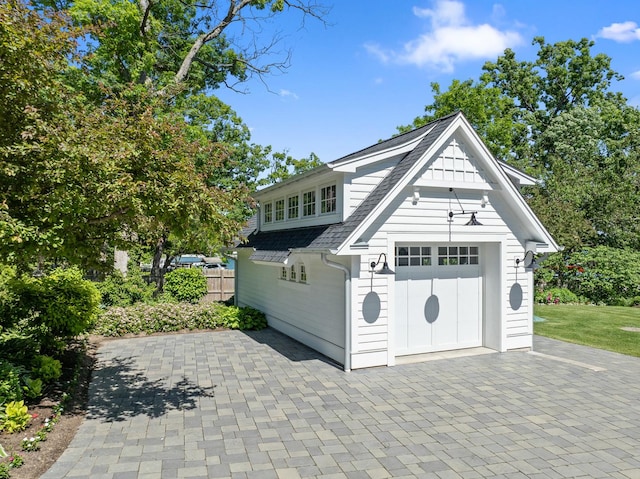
(41, 330), (640, 478)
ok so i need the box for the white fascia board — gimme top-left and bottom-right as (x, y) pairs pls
(335, 117), (463, 254)
(253, 164), (331, 198)
(500, 162), (537, 186)
(329, 129), (432, 173)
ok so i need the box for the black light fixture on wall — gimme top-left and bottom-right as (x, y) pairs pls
(370, 253), (395, 275)
(448, 187), (482, 226)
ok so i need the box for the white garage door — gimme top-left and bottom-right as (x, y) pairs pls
(395, 244), (483, 356)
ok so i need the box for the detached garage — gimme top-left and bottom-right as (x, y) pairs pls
(235, 112), (558, 370)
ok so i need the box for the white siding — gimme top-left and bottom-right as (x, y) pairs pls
(346, 157), (400, 214)
(236, 250), (346, 364)
(352, 184), (536, 356)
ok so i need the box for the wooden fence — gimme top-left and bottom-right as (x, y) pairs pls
(203, 268), (235, 302)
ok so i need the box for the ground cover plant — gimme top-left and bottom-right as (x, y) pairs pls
(534, 303), (640, 357)
(92, 302), (267, 336)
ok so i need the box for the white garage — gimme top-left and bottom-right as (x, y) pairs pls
(236, 112), (559, 370)
(395, 243), (483, 356)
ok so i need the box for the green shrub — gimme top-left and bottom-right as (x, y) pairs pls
(96, 270), (154, 307)
(0, 463), (9, 479)
(0, 360), (23, 406)
(0, 327), (40, 365)
(31, 355), (62, 383)
(539, 247), (640, 305)
(38, 267), (101, 338)
(93, 302), (267, 336)
(0, 264), (18, 331)
(22, 377), (43, 401)
(535, 287), (579, 304)
(235, 306), (268, 330)
(164, 268), (207, 303)
(0, 400), (31, 433)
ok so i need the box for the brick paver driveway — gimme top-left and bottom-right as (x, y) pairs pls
(42, 330), (640, 478)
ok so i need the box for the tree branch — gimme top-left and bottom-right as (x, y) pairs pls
(172, 0), (251, 86)
(139, 0), (152, 37)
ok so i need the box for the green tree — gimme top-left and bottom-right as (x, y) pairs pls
(54, 0), (327, 280)
(0, 1), (250, 273)
(2, 0), (326, 289)
(400, 37), (640, 252)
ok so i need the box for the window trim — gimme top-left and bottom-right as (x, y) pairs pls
(263, 202), (273, 224)
(289, 264), (297, 281)
(287, 194), (299, 220)
(274, 198), (285, 222)
(299, 263), (307, 283)
(302, 190), (316, 217)
(320, 184), (337, 215)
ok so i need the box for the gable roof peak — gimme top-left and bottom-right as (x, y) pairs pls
(328, 111), (464, 167)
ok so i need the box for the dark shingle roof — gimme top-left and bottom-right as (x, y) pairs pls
(239, 112), (461, 257)
(330, 115), (449, 165)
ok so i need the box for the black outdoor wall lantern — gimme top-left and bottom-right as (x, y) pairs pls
(370, 253), (395, 275)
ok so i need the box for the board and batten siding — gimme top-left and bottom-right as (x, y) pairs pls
(236, 250), (346, 364)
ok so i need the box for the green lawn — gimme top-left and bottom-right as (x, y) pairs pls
(534, 304), (640, 357)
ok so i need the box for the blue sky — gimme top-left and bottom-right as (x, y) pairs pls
(215, 0), (640, 163)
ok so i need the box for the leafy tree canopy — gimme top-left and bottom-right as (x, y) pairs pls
(1, 0), (327, 278)
(399, 37), (640, 252)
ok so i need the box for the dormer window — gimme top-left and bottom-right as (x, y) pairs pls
(288, 195), (299, 219)
(303, 190), (316, 217)
(321, 185), (336, 214)
(275, 199), (285, 222)
(264, 202), (273, 223)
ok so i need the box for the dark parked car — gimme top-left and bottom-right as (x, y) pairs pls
(169, 254), (206, 270)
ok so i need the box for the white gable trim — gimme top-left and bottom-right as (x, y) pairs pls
(500, 162), (537, 186)
(336, 112), (558, 254)
(458, 116), (559, 252)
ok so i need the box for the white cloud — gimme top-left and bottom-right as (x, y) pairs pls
(631, 71), (640, 80)
(597, 21), (640, 43)
(279, 89), (299, 100)
(368, 0), (523, 73)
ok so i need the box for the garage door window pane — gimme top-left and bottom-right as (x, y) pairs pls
(396, 245), (432, 267)
(438, 245), (479, 266)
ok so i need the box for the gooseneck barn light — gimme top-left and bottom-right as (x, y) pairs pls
(448, 188), (482, 226)
(370, 253), (395, 275)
